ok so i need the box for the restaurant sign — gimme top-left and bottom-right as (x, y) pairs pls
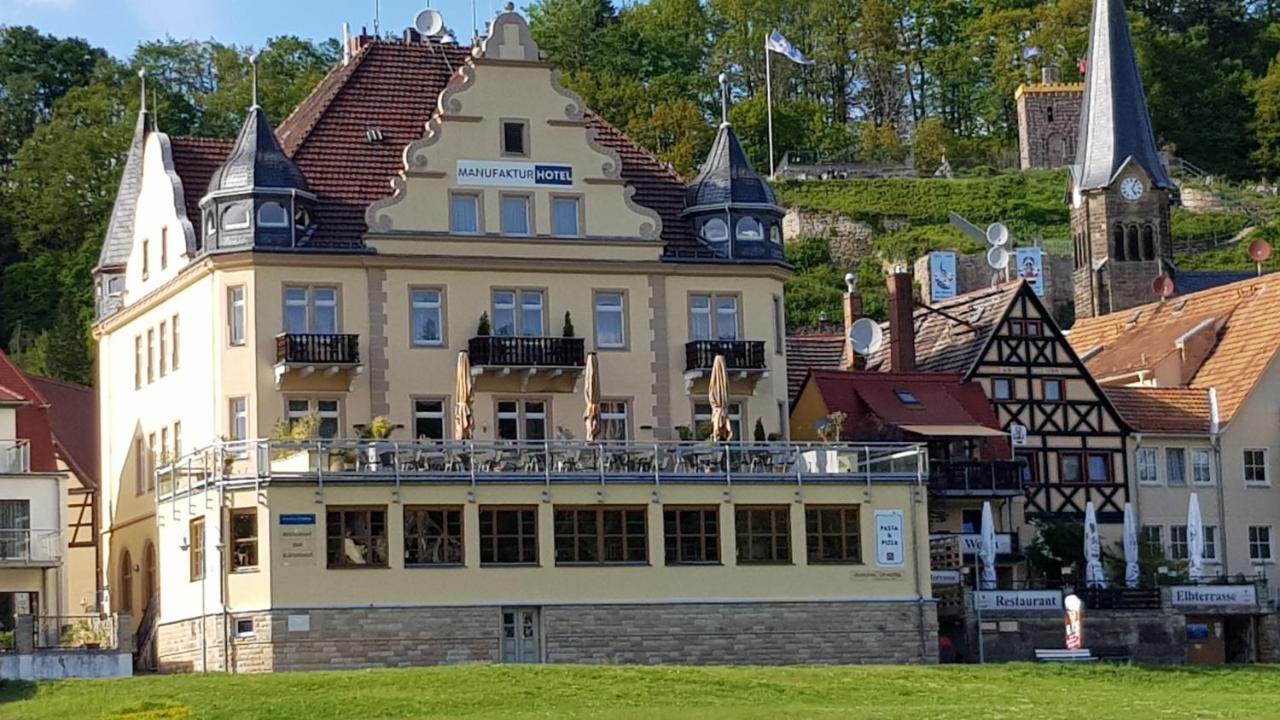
(456, 160), (573, 188)
(1169, 585), (1258, 609)
(931, 533), (1014, 556)
(975, 590), (1063, 612)
(875, 510), (905, 567)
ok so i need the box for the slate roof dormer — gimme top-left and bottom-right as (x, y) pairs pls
(93, 109), (149, 319)
(207, 106), (310, 196)
(1071, 0), (1173, 192)
(682, 122), (785, 263)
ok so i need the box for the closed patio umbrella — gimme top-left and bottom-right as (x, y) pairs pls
(583, 352), (601, 442)
(708, 354), (732, 442)
(1084, 501), (1107, 588)
(979, 501), (997, 590)
(453, 351), (474, 441)
(1187, 493), (1205, 582)
(1123, 502), (1140, 589)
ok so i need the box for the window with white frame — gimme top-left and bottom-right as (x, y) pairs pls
(257, 201), (289, 227)
(551, 197), (580, 237)
(413, 398), (447, 440)
(411, 288), (444, 346)
(694, 402), (743, 441)
(1250, 525), (1273, 563)
(1204, 525), (1218, 561)
(594, 292), (625, 349)
(1169, 525), (1188, 560)
(287, 398), (340, 438)
(992, 377), (1014, 401)
(171, 314), (180, 370)
(228, 286), (246, 346)
(689, 294), (738, 341)
(159, 320), (168, 377)
(1192, 448), (1212, 484)
(1136, 447), (1158, 484)
(134, 336), (143, 389)
(450, 193), (480, 234)
(229, 397), (248, 442)
(284, 286), (338, 334)
(1140, 525), (1163, 555)
(492, 289), (544, 337)
(496, 400), (547, 441)
(146, 329), (155, 383)
(600, 400), (628, 441)
(1245, 449), (1269, 485)
(501, 195), (531, 236)
(1165, 447), (1186, 486)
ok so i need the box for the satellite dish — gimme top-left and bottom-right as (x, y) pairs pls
(1249, 238), (1273, 263)
(986, 223), (1010, 247)
(1152, 274), (1176, 300)
(986, 246), (1010, 270)
(414, 8), (446, 36)
(848, 318), (884, 356)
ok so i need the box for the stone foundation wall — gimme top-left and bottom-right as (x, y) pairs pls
(157, 600), (939, 673)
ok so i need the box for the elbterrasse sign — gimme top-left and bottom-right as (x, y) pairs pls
(974, 590), (1064, 612)
(1168, 585), (1258, 608)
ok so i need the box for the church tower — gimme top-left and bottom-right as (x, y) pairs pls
(1069, 0), (1175, 320)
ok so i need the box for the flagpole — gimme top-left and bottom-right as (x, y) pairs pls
(765, 33), (775, 179)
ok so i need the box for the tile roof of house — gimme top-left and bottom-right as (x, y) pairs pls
(864, 282), (1024, 374)
(169, 137), (235, 234)
(0, 352), (57, 473)
(24, 374), (98, 488)
(1069, 272), (1280, 425)
(784, 333), (845, 401)
(165, 40), (699, 255)
(1103, 386), (1212, 434)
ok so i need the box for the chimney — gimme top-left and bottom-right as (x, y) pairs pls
(888, 268), (916, 372)
(842, 273), (862, 370)
(1041, 66), (1060, 84)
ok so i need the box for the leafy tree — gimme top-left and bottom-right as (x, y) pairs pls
(625, 99), (714, 177)
(0, 26), (106, 166)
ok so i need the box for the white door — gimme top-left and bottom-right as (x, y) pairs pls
(501, 608), (541, 663)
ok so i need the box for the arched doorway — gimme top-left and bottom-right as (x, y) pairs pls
(119, 550), (133, 614)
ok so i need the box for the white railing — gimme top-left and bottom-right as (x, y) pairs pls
(157, 439), (926, 499)
(34, 614), (118, 650)
(0, 440), (30, 474)
(0, 529), (61, 564)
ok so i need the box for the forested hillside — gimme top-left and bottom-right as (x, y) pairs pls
(5, 0), (1280, 383)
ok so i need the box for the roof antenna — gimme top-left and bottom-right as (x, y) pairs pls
(718, 72), (728, 126)
(373, 0), (380, 37)
(249, 53), (260, 110)
(471, 0), (478, 44)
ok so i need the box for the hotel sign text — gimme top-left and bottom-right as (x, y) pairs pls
(457, 160), (573, 188)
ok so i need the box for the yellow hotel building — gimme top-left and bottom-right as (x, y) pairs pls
(93, 10), (936, 671)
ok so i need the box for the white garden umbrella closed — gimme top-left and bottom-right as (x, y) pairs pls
(1123, 502), (1140, 589)
(1187, 493), (1205, 582)
(979, 501), (997, 590)
(1084, 501), (1107, 588)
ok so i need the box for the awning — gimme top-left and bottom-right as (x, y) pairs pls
(899, 424), (1008, 438)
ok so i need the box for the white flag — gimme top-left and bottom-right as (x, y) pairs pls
(766, 31), (814, 65)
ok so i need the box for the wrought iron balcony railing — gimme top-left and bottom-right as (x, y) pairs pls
(275, 333), (360, 365)
(0, 440), (31, 474)
(685, 340), (767, 372)
(467, 336), (586, 368)
(927, 460), (1026, 495)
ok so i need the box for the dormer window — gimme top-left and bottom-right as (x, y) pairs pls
(221, 204), (250, 231)
(736, 217), (764, 241)
(501, 120), (528, 157)
(257, 201), (289, 228)
(205, 214), (216, 236)
(770, 224), (782, 244)
(702, 218), (729, 243)
(895, 390), (922, 407)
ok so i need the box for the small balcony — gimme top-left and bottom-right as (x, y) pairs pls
(927, 460), (1026, 496)
(0, 440), (30, 474)
(468, 336), (586, 372)
(685, 340), (767, 373)
(0, 529), (62, 567)
(273, 333), (363, 389)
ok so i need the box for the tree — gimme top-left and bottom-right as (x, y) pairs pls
(1252, 52), (1280, 176)
(527, 0), (616, 74)
(625, 99), (714, 177)
(0, 26), (106, 166)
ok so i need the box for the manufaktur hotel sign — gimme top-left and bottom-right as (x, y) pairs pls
(456, 160), (573, 187)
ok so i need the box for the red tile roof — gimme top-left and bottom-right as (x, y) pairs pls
(24, 374), (97, 488)
(168, 137), (234, 234)
(785, 333), (845, 401)
(864, 282), (1024, 374)
(1103, 387), (1212, 434)
(0, 352), (57, 473)
(168, 40), (696, 253)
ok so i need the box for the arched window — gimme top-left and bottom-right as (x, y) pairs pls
(735, 217), (764, 241)
(1142, 225), (1156, 260)
(1127, 225), (1141, 261)
(1112, 225), (1126, 261)
(119, 550), (133, 613)
(1046, 105), (1055, 123)
(769, 223), (782, 245)
(257, 201), (288, 228)
(142, 542), (156, 614)
(702, 217), (729, 243)
(221, 204), (250, 231)
(205, 213), (216, 237)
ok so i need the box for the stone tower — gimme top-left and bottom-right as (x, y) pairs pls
(1016, 67), (1084, 170)
(1069, 0), (1175, 320)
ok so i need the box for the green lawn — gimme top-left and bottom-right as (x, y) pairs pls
(2, 664), (1279, 720)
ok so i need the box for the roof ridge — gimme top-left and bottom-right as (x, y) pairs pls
(586, 111), (686, 185)
(22, 372), (90, 392)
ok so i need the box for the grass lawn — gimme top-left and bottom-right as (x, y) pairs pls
(2, 664), (1280, 720)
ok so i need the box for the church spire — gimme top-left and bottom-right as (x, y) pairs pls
(1072, 0), (1172, 192)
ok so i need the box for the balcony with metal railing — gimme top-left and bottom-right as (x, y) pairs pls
(467, 336), (586, 370)
(273, 333), (362, 389)
(927, 460), (1026, 496)
(684, 340), (767, 373)
(156, 439), (926, 499)
(0, 529), (62, 567)
(0, 440), (30, 474)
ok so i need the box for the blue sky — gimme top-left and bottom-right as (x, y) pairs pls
(1, 0), (496, 58)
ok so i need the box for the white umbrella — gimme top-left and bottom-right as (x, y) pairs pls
(1084, 501), (1107, 588)
(979, 501), (997, 590)
(1123, 502), (1140, 589)
(1187, 493), (1205, 582)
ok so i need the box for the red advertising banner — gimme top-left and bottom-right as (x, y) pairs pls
(1064, 594), (1084, 650)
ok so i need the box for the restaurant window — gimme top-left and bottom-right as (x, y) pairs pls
(450, 193), (480, 234)
(492, 289), (544, 337)
(593, 292), (625, 349)
(1192, 448), (1213, 484)
(496, 400), (547, 441)
(664, 507), (719, 564)
(413, 398), (447, 440)
(284, 285), (338, 334)
(1042, 378), (1064, 402)
(228, 286), (246, 346)
(735, 507), (791, 564)
(1140, 525), (1162, 554)
(1245, 449), (1269, 485)
(1165, 447), (1186, 486)
(806, 506), (861, 564)
(230, 508), (258, 570)
(404, 507), (464, 565)
(551, 196), (580, 237)
(1168, 524), (1188, 560)
(500, 195), (531, 236)
(689, 294), (739, 341)
(693, 402), (742, 442)
(326, 507), (388, 568)
(479, 507), (538, 565)
(189, 516), (205, 581)
(992, 377), (1013, 401)
(554, 507), (647, 564)
(1250, 525), (1273, 563)
(600, 400), (628, 441)
(1136, 448), (1158, 484)
(411, 288), (444, 346)
(159, 321), (168, 377)
(501, 120), (528, 156)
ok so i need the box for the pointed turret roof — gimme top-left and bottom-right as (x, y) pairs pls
(206, 106), (309, 196)
(684, 122), (779, 214)
(95, 110), (149, 272)
(1072, 0), (1172, 192)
